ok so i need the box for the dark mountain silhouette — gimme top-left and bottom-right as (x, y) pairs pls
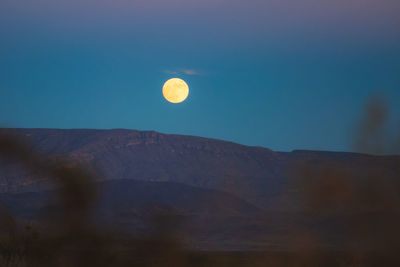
(1, 128), (399, 211)
(1, 128), (400, 251)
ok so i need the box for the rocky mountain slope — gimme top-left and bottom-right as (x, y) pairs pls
(0, 128), (399, 210)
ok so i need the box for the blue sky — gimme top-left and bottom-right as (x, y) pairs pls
(1, 0), (400, 152)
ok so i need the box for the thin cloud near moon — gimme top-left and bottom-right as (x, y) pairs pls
(163, 69), (200, 76)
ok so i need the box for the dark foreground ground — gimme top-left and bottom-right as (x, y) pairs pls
(138, 250), (400, 267)
(3, 248), (398, 267)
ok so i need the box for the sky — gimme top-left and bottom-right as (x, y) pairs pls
(1, 0), (400, 152)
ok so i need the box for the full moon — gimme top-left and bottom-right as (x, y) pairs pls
(162, 78), (189, 103)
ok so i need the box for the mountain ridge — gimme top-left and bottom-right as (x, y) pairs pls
(1, 128), (399, 210)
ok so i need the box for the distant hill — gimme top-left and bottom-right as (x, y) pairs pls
(0, 179), (301, 250)
(1, 128), (400, 250)
(1, 128), (399, 211)
(0, 179), (259, 220)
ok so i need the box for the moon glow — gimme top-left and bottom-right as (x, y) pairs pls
(162, 78), (189, 103)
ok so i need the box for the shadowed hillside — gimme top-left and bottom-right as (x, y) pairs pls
(1, 128), (399, 212)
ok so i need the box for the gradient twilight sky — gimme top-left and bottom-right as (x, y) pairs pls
(1, 0), (400, 152)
